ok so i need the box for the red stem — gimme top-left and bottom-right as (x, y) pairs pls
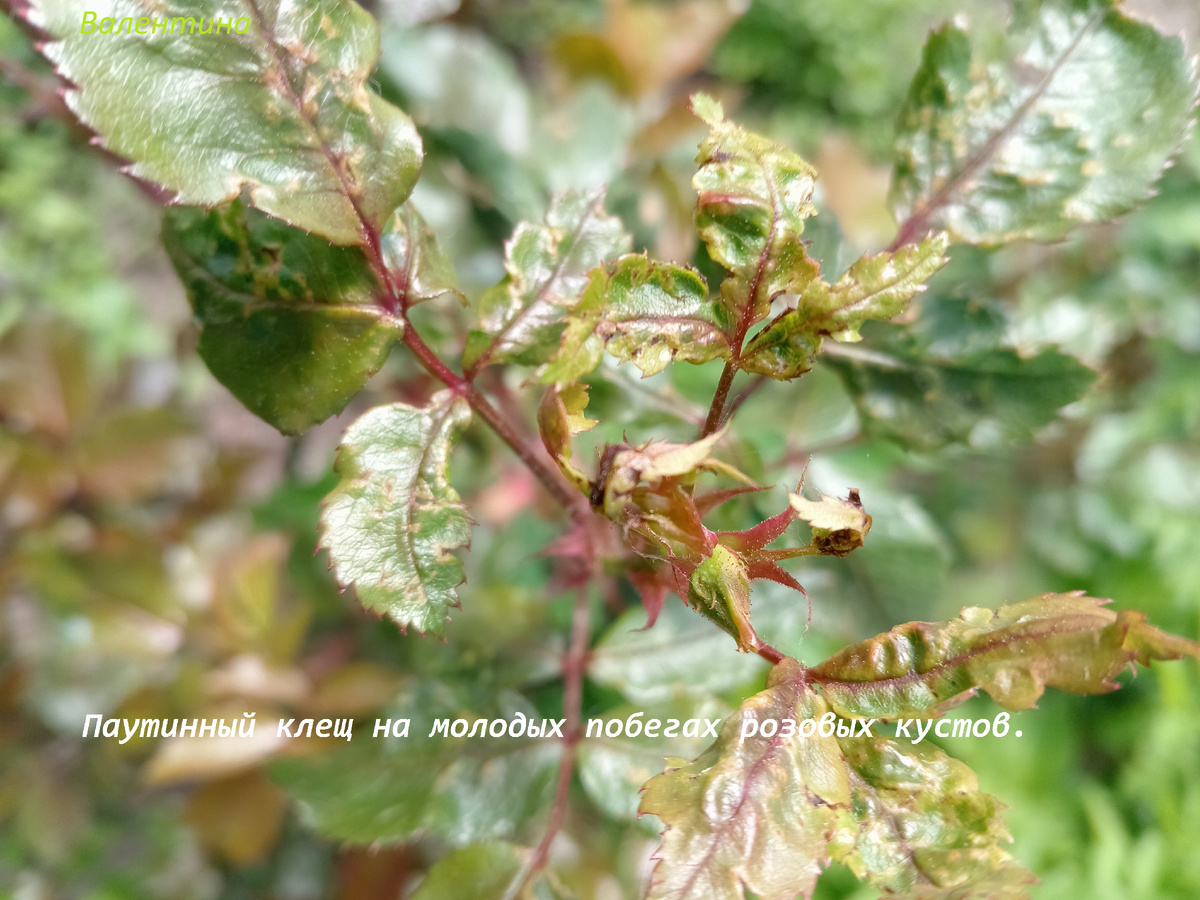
(503, 587), (591, 900)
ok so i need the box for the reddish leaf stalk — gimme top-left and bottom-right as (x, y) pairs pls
(503, 587), (592, 900)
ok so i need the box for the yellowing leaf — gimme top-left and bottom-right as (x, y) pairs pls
(319, 392), (473, 636)
(832, 736), (1035, 899)
(811, 592), (1200, 720)
(742, 234), (949, 380)
(639, 659), (850, 900)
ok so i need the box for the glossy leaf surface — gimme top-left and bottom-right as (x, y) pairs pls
(811, 593), (1200, 719)
(465, 188), (631, 372)
(31, 0), (423, 245)
(319, 392), (473, 636)
(891, 0), (1199, 245)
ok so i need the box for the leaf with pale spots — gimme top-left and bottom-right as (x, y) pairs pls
(319, 391), (473, 636)
(29, 0), (423, 246)
(465, 187), (632, 373)
(831, 736), (1035, 899)
(810, 592), (1200, 720)
(742, 234), (949, 380)
(640, 659), (851, 900)
(691, 93), (822, 333)
(891, 0), (1199, 245)
(541, 255), (731, 383)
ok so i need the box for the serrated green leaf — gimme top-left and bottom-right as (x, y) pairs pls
(541, 255), (731, 383)
(831, 736), (1035, 899)
(825, 296), (1096, 450)
(639, 658), (850, 900)
(31, 0), (423, 246)
(162, 200), (399, 434)
(319, 392), (473, 636)
(687, 545), (757, 653)
(691, 93), (822, 332)
(270, 684), (559, 845)
(742, 235), (949, 380)
(811, 592), (1200, 720)
(464, 188), (631, 373)
(891, 1), (1200, 245)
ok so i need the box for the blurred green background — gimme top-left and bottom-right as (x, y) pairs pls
(2, 0), (1199, 897)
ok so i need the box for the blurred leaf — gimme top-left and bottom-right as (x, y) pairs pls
(831, 736), (1034, 899)
(380, 23), (531, 157)
(588, 598), (770, 704)
(30, 0), (422, 245)
(408, 843), (523, 900)
(825, 296), (1096, 450)
(185, 771), (286, 865)
(163, 201), (400, 435)
(891, 1), (1200, 245)
(320, 392), (473, 636)
(639, 658), (850, 900)
(270, 685), (559, 845)
(742, 234), (949, 380)
(542, 255), (730, 383)
(811, 592), (1200, 720)
(578, 697), (726, 825)
(465, 188), (632, 372)
(73, 408), (197, 502)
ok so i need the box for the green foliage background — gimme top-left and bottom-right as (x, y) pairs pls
(2, 0), (1200, 897)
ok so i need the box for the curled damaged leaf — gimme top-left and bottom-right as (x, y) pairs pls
(319, 391), (474, 637)
(537, 383), (598, 494)
(742, 234), (950, 380)
(790, 489), (872, 557)
(465, 187), (632, 373)
(810, 592), (1200, 720)
(590, 427), (751, 521)
(30, 0), (423, 246)
(640, 661), (1039, 900)
(541, 255), (732, 383)
(832, 736), (1035, 899)
(691, 93), (822, 332)
(639, 658), (850, 900)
